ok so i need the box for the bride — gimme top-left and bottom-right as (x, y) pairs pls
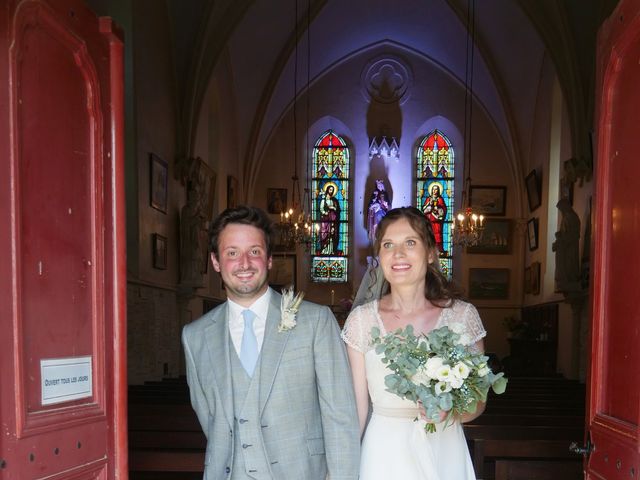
(342, 207), (486, 480)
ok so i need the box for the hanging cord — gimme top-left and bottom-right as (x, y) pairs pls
(292, 0), (300, 210)
(304, 0), (312, 218)
(462, 0), (475, 208)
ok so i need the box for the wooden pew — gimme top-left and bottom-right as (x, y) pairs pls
(463, 425), (583, 479)
(128, 402), (206, 476)
(495, 459), (583, 479)
(129, 450), (204, 473)
(127, 376), (586, 478)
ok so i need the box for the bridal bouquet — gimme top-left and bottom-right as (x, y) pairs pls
(371, 324), (507, 433)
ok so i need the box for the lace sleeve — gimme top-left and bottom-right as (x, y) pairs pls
(443, 300), (487, 347)
(341, 302), (378, 353)
(462, 301), (487, 345)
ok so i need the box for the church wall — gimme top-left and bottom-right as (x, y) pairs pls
(125, 1), (183, 383)
(178, 49), (246, 329)
(81, 2), (599, 386)
(254, 46), (520, 361)
(522, 60), (593, 380)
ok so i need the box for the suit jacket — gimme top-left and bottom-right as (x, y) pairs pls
(182, 288), (360, 480)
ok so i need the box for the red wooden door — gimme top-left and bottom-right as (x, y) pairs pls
(0, 1), (126, 478)
(588, 1), (640, 478)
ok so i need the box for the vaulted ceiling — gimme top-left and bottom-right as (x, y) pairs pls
(167, 0), (617, 177)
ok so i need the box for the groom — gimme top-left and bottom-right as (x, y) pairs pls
(182, 205), (360, 479)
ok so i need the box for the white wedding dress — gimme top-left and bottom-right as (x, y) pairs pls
(342, 299), (486, 480)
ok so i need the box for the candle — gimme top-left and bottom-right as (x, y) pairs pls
(331, 289), (335, 305)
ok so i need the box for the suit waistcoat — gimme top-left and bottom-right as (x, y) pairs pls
(230, 339), (272, 480)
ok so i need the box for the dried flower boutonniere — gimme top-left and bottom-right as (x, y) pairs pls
(279, 286), (305, 332)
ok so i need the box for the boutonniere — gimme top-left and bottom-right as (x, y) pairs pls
(279, 286), (305, 332)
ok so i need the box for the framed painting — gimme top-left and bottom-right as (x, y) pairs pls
(530, 261), (541, 295)
(271, 223), (295, 252)
(150, 153), (168, 213)
(527, 217), (539, 251)
(268, 254), (296, 292)
(469, 185), (507, 216)
(267, 188), (287, 214)
(469, 268), (509, 299)
(466, 219), (512, 254)
(227, 175), (238, 209)
(525, 169), (542, 211)
(152, 233), (167, 270)
(524, 266), (532, 294)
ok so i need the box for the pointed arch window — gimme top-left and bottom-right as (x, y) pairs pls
(415, 129), (455, 276)
(310, 130), (350, 283)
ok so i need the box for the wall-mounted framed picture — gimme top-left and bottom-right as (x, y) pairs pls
(469, 268), (509, 299)
(271, 223), (295, 252)
(524, 266), (532, 294)
(152, 233), (167, 270)
(527, 217), (539, 251)
(150, 153), (168, 213)
(525, 169), (542, 211)
(530, 261), (541, 295)
(267, 188), (287, 214)
(466, 219), (512, 254)
(227, 175), (238, 209)
(268, 254), (296, 292)
(469, 185), (507, 216)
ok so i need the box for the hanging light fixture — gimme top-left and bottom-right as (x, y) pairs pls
(278, 0), (313, 250)
(451, 0), (484, 247)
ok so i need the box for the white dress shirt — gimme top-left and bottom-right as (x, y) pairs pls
(227, 289), (271, 355)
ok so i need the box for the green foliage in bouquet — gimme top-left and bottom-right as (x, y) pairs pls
(372, 325), (507, 432)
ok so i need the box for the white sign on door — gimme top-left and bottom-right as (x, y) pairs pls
(41, 356), (93, 405)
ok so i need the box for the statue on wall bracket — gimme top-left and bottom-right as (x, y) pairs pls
(367, 179), (391, 245)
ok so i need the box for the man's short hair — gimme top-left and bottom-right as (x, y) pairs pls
(209, 205), (273, 257)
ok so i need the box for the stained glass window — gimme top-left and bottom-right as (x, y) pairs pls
(415, 130), (455, 276)
(311, 130), (350, 283)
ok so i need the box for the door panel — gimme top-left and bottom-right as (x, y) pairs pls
(18, 1), (104, 428)
(589, 1), (640, 478)
(0, 1), (125, 478)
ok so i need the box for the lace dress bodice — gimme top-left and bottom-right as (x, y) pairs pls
(341, 299), (485, 480)
(342, 299), (486, 410)
(342, 299), (486, 354)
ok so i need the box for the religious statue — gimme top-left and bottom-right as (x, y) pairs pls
(422, 182), (447, 255)
(318, 183), (340, 254)
(180, 183), (207, 288)
(367, 179), (391, 244)
(552, 198), (581, 293)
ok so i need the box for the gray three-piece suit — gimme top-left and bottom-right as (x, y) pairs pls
(182, 288), (360, 480)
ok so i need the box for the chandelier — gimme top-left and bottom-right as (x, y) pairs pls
(451, 0), (484, 247)
(451, 208), (484, 246)
(277, 0), (313, 251)
(278, 175), (313, 250)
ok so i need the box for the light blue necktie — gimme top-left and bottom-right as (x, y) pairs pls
(240, 309), (259, 376)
